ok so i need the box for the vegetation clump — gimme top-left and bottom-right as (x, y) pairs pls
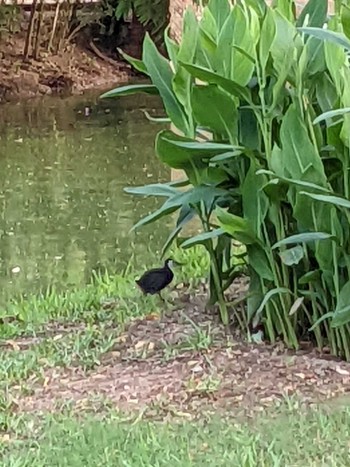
(102, 0), (350, 359)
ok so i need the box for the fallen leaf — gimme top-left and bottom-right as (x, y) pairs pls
(335, 366), (350, 376)
(43, 377), (50, 388)
(187, 360), (200, 367)
(134, 340), (147, 350)
(145, 313), (160, 321)
(53, 334), (63, 341)
(5, 340), (20, 351)
(289, 297), (304, 316)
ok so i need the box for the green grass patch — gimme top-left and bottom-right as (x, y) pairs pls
(0, 324), (120, 387)
(0, 246), (212, 394)
(0, 246), (210, 340)
(2, 403), (350, 466)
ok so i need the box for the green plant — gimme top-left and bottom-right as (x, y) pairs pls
(100, 0), (350, 358)
(115, 0), (169, 43)
(0, 5), (20, 39)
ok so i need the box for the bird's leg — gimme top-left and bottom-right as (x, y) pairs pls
(158, 291), (165, 302)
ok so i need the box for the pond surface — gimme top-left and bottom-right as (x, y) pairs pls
(0, 90), (171, 306)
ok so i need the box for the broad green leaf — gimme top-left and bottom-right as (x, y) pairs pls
(268, 62), (290, 113)
(339, 70), (350, 148)
(331, 281), (350, 327)
(271, 0), (295, 22)
(272, 232), (334, 249)
(181, 228), (224, 248)
(232, 45), (255, 63)
(270, 11), (297, 76)
(199, 5), (218, 43)
(313, 107), (350, 125)
(142, 33), (189, 134)
(300, 191), (350, 209)
(324, 40), (347, 95)
(247, 5), (261, 46)
(269, 144), (284, 177)
(197, 26), (218, 70)
(156, 130), (209, 171)
(245, 0), (267, 16)
(315, 74), (338, 113)
(173, 7), (199, 123)
(156, 131), (237, 175)
(164, 26), (180, 68)
(162, 205), (194, 256)
(239, 108), (261, 151)
(253, 287), (291, 322)
(262, 177), (288, 202)
(203, 166), (230, 185)
(100, 84), (158, 99)
(124, 183), (178, 198)
(304, 37), (326, 76)
(132, 185), (229, 231)
(208, 0), (231, 31)
(279, 105), (327, 183)
(279, 246), (304, 266)
(247, 244), (274, 281)
(259, 8), (276, 69)
(197, 8), (218, 74)
(178, 185), (230, 210)
(217, 8), (235, 78)
(131, 201), (181, 231)
(230, 5), (255, 85)
(117, 48), (149, 75)
(298, 270), (320, 284)
(297, 0), (327, 28)
(341, 4), (350, 40)
(242, 160), (268, 237)
(210, 150), (243, 162)
(258, 170), (331, 194)
(216, 207), (258, 245)
(191, 85), (238, 143)
(309, 312), (335, 331)
(179, 62), (251, 102)
(299, 27), (350, 52)
(163, 139), (235, 152)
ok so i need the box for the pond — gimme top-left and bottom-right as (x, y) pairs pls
(0, 90), (172, 307)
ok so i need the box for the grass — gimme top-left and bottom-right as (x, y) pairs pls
(0, 246), (210, 338)
(2, 244), (350, 466)
(0, 324), (120, 385)
(1, 402), (350, 466)
(0, 246), (211, 392)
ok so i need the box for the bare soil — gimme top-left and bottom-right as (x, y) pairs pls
(0, 33), (132, 103)
(8, 280), (350, 420)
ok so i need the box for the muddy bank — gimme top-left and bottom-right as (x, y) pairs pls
(0, 34), (134, 103)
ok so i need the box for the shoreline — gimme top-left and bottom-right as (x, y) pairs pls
(0, 35), (135, 104)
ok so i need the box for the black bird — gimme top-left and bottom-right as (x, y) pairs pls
(135, 258), (181, 301)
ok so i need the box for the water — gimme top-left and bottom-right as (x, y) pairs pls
(0, 91), (172, 305)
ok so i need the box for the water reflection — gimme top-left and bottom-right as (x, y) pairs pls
(0, 91), (170, 305)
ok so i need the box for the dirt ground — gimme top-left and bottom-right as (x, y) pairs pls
(7, 280), (350, 420)
(0, 33), (132, 103)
